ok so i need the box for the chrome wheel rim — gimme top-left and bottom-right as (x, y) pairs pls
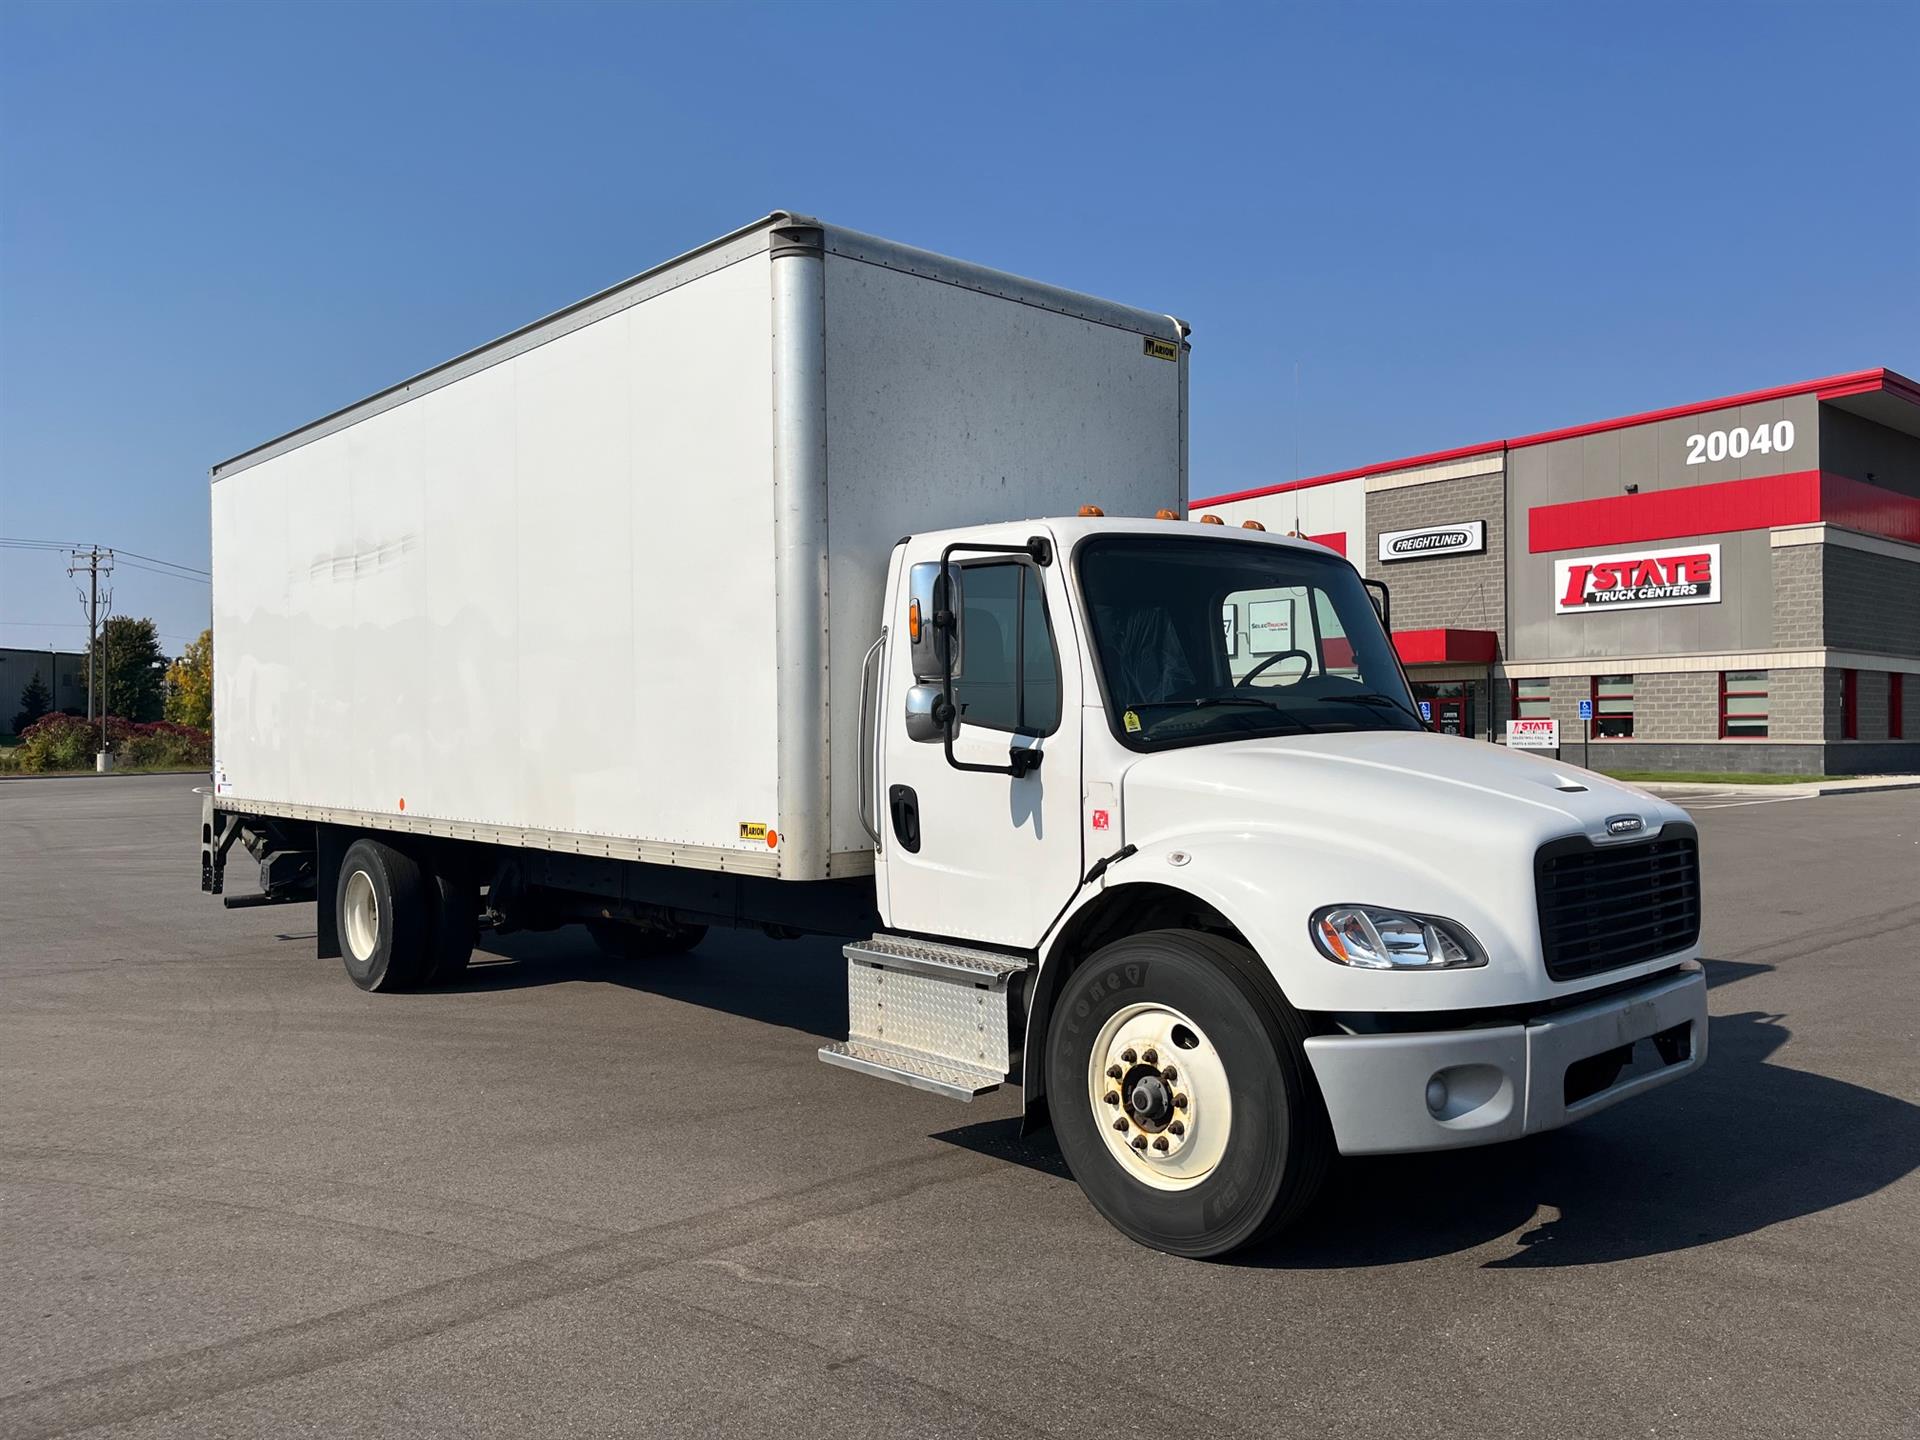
(1087, 1002), (1230, 1191)
(343, 869), (380, 964)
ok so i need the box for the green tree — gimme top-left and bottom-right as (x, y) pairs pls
(94, 617), (168, 723)
(12, 669), (52, 734)
(164, 628), (213, 730)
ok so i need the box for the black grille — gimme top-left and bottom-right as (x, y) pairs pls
(1536, 826), (1701, 981)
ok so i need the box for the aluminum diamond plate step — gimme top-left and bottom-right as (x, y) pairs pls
(821, 934), (1031, 1100)
(843, 934), (1030, 982)
(818, 1040), (1005, 1102)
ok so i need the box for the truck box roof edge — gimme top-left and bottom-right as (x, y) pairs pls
(209, 212), (1189, 483)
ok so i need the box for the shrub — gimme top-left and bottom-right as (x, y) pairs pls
(11, 713), (211, 773)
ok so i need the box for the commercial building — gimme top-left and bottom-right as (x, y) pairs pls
(1196, 367), (1919, 775)
(0, 647), (88, 726)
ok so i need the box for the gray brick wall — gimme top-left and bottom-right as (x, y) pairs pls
(1856, 670), (1891, 742)
(1824, 549), (1920, 657)
(1365, 473), (1506, 648)
(1772, 668), (1827, 742)
(1770, 545), (1823, 649)
(1630, 672), (1718, 741)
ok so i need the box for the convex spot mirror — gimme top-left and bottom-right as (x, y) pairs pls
(908, 562), (963, 683)
(904, 684), (949, 743)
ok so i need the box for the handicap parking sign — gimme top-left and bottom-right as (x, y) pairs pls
(1578, 698), (1594, 719)
(1418, 700), (1432, 722)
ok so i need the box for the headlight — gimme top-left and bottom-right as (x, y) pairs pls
(1310, 905), (1487, 970)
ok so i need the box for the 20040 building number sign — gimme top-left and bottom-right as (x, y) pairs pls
(1685, 420), (1794, 465)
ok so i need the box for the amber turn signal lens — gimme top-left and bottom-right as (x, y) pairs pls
(1198, 513), (1225, 525)
(907, 598), (922, 643)
(1078, 504), (1105, 517)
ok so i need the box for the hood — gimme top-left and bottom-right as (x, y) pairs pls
(1119, 729), (1686, 858)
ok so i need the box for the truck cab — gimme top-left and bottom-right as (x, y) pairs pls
(825, 514), (1707, 1256)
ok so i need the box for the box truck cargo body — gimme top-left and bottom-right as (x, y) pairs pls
(203, 215), (1709, 1258)
(210, 214), (1186, 879)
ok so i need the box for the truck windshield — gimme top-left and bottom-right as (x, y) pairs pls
(1077, 534), (1422, 749)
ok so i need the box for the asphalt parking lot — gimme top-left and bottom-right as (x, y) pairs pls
(2, 775), (1916, 1439)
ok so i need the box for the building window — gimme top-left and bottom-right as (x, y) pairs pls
(1840, 668), (1858, 740)
(1591, 674), (1634, 738)
(1720, 670), (1769, 738)
(1512, 677), (1552, 723)
(1892, 673), (1905, 741)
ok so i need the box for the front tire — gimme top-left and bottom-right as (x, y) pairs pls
(336, 838), (430, 993)
(1046, 929), (1332, 1258)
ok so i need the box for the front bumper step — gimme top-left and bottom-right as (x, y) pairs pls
(818, 934), (1030, 1102)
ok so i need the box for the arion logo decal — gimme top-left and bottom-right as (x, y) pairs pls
(1377, 520), (1485, 562)
(1554, 543), (1721, 614)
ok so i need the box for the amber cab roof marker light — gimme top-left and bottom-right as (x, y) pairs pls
(1078, 504), (1105, 517)
(1154, 508), (1179, 520)
(1242, 520), (1266, 531)
(1198, 513), (1225, 525)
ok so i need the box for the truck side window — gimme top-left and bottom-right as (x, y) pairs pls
(953, 563), (1061, 735)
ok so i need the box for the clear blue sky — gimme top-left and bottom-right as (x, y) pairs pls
(2, 0), (1914, 656)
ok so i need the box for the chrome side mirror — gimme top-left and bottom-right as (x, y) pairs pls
(908, 562), (963, 682)
(904, 684), (951, 743)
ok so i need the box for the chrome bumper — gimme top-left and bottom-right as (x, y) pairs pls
(1303, 965), (1708, 1156)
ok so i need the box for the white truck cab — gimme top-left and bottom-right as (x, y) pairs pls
(825, 514), (1707, 1255)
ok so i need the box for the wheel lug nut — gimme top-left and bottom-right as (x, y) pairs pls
(1169, 1120), (1185, 1137)
(1121, 1048), (1137, 1064)
(1173, 1093), (1188, 1110)
(1112, 1116), (1129, 1131)
(1131, 1135), (1148, 1151)
(1142, 1048), (1158, 1064)
(1107, 1064), (1123, 1080)
(1162, 1065), (1177, 1083)
(1152, 1136), (1169, 1152)
(1104, 1090), (1120, 1106)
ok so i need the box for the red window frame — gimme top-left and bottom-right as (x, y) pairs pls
(1841, 668), (1858, 740)
(1718, 670), (1769, 739)
(1511, 678), (1552, 723)
(1590, 674), (1634, 739)
(1892, 673), (1905, 741)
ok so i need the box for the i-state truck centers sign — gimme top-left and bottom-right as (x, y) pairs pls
(1554, 543), (1721, 615)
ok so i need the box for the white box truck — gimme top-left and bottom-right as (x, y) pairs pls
(204, 213), (1708, 1257)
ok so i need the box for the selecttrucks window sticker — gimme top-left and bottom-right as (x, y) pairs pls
(1554, 543), (1721, 614)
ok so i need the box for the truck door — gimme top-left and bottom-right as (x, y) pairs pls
(878, 550), (1084, 949)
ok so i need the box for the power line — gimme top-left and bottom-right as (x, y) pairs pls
(112, 557), (211, 585)
(1, 537), (209, 577)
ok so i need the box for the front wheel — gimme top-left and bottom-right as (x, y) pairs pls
(1046, 929), (1332, 1258)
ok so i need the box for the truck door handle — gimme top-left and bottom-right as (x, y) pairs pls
(889, 785), (921, 853)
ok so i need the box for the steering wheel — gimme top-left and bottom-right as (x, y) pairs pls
(1237, 648), (1315, 687)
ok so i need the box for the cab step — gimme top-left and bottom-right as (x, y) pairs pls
(818, 935), (1031, 1102)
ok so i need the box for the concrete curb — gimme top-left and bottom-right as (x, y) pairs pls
(1633, 776), (1920, 801)
(1810, 779), (1920, 797)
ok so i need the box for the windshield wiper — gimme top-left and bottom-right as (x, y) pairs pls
(1312, 691), (1426, 725)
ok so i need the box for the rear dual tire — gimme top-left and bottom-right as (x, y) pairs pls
(1047, 929), (1332, 1259)
(337, 837), (478, 992)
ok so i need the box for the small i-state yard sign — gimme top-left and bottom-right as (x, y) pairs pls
(1507, 718), (1559, 749)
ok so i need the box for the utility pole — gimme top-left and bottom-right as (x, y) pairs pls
(68, 546), (114, 768)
